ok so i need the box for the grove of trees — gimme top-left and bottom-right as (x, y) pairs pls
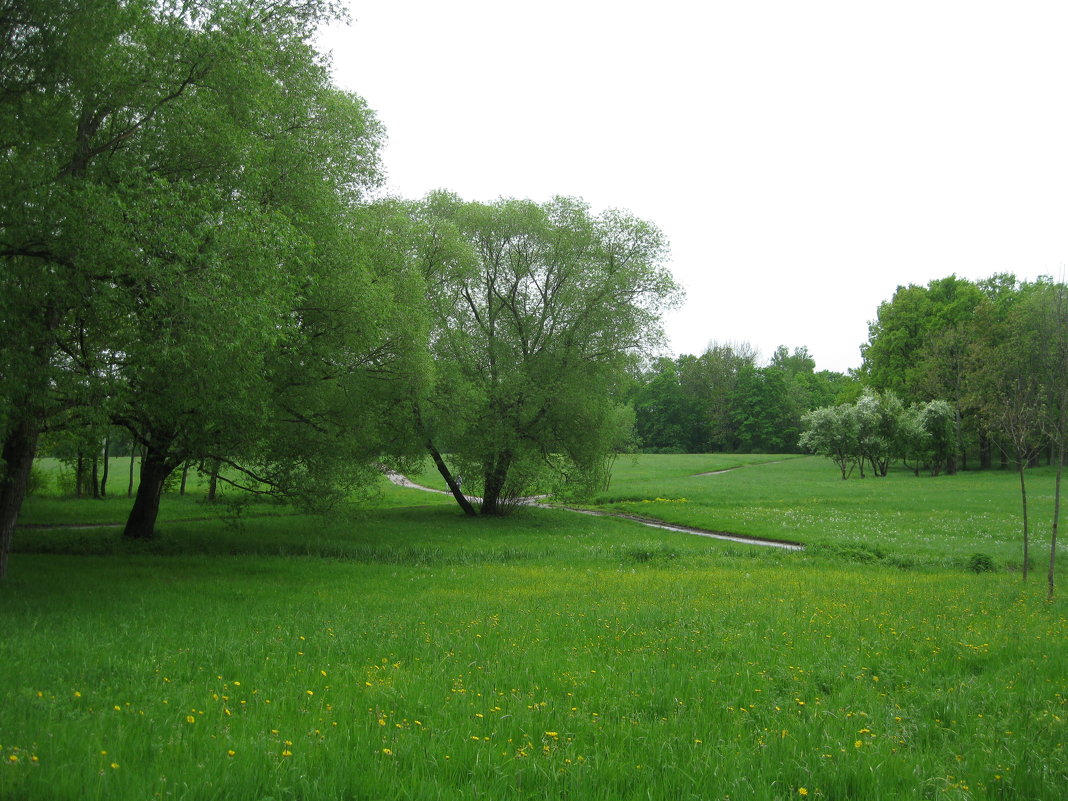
(0, 0), (679, 577)
(630, 344), (854, 454)
(812, 275), (1068, 596)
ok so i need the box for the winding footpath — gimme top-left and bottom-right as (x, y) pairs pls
(385, 471), (804, 551)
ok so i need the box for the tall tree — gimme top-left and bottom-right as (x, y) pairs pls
(0, 0), (396, 563)
(1, 0), (229, 571)
(970, 280), (1048, 579)
(1035, 283), (1068, 599)
(862, 275), (985, 471)
(414, 193), (679, 514)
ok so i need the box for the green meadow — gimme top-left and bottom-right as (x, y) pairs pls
(2, 457), (1067, 800)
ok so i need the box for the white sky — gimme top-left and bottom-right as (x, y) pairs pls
(317, 0), (1068, 374)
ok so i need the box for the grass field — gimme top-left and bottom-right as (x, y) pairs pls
(410, 452), (1068, 570)
(2, 456), (1067, 800)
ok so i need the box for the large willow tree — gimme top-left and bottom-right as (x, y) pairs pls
(413, 193), (680, 515)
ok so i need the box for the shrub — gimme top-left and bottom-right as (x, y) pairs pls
(967, 552), (996, 573)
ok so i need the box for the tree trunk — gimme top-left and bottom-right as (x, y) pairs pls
(1050, 439), (1064, 600)
(1019, 461), (1030, 581)
(128, 448), (137, 497)
(123, 447), (176, 539)
(206, 458), (220, 502)
(0, 420), (40, 580)
(952, 405), (963, 474)
(480, 452), (512, 516)
(979, 433), (992, 470)
(75, 454), (86, 497)
(425, 442), (476, 516)
(100, 435), (110, 498)
(90, 452), (100, 499)
(179, 461), (189, 495)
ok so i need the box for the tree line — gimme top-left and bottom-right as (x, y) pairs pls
(628, 274), (1068, 595)
(857, 274), (1068, 596)
(629, 344), (854, 453)
(0, 0), (679, 578)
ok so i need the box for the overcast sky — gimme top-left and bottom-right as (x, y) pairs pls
(317, 1), (1068, 374)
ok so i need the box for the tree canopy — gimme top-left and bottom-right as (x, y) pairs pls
(412, 193), (681, 514)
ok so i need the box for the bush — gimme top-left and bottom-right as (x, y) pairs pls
(967, 552), (996, 573)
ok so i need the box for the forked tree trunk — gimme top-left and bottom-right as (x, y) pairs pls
(123, 447), (177, 539)
(480, 452), (512, 516)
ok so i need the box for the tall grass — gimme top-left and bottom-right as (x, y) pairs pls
(2, 549), (1065, 800)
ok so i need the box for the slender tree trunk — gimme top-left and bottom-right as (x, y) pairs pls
(123, 446), (177, 539)
(951, 405), (962, 474)
(179, 461), (189, 495)
(411, 402), (476, 515)
(100, 436), (110, 498)
(979, 433), (992, 470)
(1050, 440), (1064, 600)
(128, 448), (137, 497)
(90, 452), (100, 499)
(75, 454), (86, 497)
(1019, 460), (1030, 581)
(206, 458), (220, 502)
(425, 442), (476, 516)
(0, 420), (40, 580)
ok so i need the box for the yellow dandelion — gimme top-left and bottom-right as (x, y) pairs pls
(186, 715), (196, 724)
(8, 755), (18, 763)
(799, 789), (809, 797)
(854, 740), (863, 748)
(110, 763), (120, 769)
(281, 749), (292, 757)
(382, 748), (393, 755)
(227, 750), (235, 757)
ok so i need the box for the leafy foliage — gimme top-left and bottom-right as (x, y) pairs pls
(414, 193), (681, 513)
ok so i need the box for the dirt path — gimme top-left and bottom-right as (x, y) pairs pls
(386, 473), (803, 551)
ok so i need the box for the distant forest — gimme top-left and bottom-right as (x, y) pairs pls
(631, 274), (1068, 474)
